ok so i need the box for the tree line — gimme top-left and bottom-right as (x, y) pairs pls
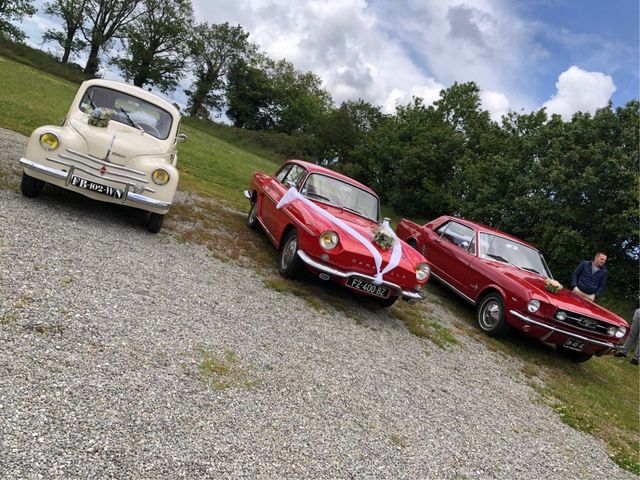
(1, 1), (638, 297)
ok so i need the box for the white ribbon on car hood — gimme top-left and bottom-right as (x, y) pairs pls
(276, 186), (403, 285)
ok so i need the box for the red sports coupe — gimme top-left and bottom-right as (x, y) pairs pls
(396, 215), (628, 362)
(245, 160), (430, 306)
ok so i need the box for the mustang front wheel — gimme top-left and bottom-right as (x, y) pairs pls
(20, 172), (45, 198)
(279, 230), (303, 278)
(476, 292), (510, 338)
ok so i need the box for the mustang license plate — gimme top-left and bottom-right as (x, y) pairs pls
(563, 338), (586, 351)
(71, 175), (124, 199)
(346, 277), (390, 298)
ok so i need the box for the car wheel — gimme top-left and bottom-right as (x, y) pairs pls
(247, 200), (259, 230)
(476, 292), (510, 338)
(556, 345), (593, 363)
(147, 212), (164, 233)
(377, 295), (398, 308)
(20, 172), (45, 198)
(279, 230), (303, 278)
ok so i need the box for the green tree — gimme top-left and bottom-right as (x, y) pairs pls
(81, 0), (141, 76)
(186, 22), (255, 119)
(225, 55), (275, 130)
(316, 99), (384, 165)
(42, 0), (88, 63)
(266, 58), (333, 135)
(0, 0), (35, 42)
(112, 0), (193, 92)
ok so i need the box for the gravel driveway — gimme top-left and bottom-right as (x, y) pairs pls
(0, 127), (634, 479)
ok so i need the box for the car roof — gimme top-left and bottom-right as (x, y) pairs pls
(284, 160), (378, 196)
(80, 78), (181, 118)
(435, 215), (539, 250)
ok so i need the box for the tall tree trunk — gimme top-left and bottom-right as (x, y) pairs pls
(84, 43), (101, 76)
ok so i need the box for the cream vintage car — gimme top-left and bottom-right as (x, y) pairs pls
(19, 78), (186, 233)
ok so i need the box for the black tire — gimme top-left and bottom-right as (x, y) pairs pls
(476, 292), (510, 338)
(20, 172), (45, 198)
(557, 345), (593, 363)
(147, 212), (164, 233)
(247, 199), (259, 229)
(278, 230), (304, 278)
(377, 295), (398, 308)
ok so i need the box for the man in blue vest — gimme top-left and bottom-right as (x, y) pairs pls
(571, 251), (608, 302)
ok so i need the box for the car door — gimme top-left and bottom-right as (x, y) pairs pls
(261, 164), (307, 244)
(427, 220), (476, 294)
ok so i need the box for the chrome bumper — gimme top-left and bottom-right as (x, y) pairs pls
(20, 158), (171, 211)
(509, 310), (619, 349)
(297, 250), (423, 302)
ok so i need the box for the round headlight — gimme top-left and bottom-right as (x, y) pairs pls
(555, 310), (567, 321)
(615, 326), (626, 338)
(416, 262), (430, 281)
(152, 168), (170, 185)
(39, 132), (60, 151)
(606, 326), (617, 337)
(527, 300), (540, 313)
(319, 230), (339, 250)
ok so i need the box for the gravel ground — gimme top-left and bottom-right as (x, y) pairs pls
(0, 127), (634, 479)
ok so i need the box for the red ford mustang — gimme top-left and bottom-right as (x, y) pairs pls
(245, 160), (430, 307)
(396, 215), (628, 362)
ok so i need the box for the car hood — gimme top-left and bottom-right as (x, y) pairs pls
(500, 265), (627, 326)
(70, 118), (167, 164)
(309, 202), (424, 264)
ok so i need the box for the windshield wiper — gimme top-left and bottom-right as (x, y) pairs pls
(521, 266), (541, 275)
(486, 253), (511, 264)
(119, 107), (144, 133)
(342, 205), (365, 217)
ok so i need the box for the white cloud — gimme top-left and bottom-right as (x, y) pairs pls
(192, 0), (487, 111)
(480, 90), (510, 122)
(542, 66), (616, 120)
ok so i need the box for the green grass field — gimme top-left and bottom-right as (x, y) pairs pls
(1, 55), (637, 474)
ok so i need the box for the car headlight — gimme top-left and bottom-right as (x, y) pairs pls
(39, 132), (60, 151)
(555, 310), (567, 321)
(416, 262), (430, 281)
(615, 326), (626, 338)
(152, 168), (170, 185)
(527, 299), (540, 313)
(606, 326), (617, 337)
(319, 230), (339, 250)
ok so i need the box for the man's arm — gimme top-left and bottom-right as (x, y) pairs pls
(571, 262), (585, 288)
(595, 269), (607, 297)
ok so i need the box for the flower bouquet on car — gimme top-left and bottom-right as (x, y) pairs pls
(544, 278), (563, 294)
(87, 107), (114, 127)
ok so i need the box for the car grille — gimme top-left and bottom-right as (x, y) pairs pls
(559, 310), (614, 336)
(47, 148), (152, 192)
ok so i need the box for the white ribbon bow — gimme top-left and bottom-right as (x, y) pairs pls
(276, 186), (402, 284)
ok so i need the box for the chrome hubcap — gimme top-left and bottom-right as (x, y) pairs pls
(480, 300), (501, 329)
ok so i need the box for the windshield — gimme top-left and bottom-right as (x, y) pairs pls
(479, 233), (551, 277)
(300, 173), (379, 221)
(79, 86), (173, 140)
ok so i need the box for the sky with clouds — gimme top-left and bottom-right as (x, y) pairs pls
(20, 0), (639, 122)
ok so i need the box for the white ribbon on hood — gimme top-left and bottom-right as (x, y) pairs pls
(276, 186), (402, 284)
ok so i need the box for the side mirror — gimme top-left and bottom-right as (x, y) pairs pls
(460, 241), (470, 250)
(176, 133), (188, 143)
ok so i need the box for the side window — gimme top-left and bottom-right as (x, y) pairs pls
(439, 221), (475, 252)
(275, 165), (293, 183)
(283, 165), (307, 188)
